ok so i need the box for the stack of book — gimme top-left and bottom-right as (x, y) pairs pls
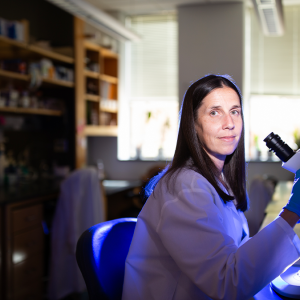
(0, 18), (27, 42)
(100, 81), (115, 100)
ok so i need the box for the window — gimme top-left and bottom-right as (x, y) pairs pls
(118, 14), (178, 161)
(249, 95), (300, 161)
(245, 6), (300, 161)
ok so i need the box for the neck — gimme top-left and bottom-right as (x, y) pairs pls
(207, 153), (225, 175)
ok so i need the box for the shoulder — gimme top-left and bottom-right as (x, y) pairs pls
(156, 167), (218, 200)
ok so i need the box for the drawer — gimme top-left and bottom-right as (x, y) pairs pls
(13, 254), (43, 291)
(12, 227), (44, 264)
(12, 205), (42, 233)
(13, 281), (43, 300)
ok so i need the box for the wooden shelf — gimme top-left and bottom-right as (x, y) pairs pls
(0, 35), (74, 64)
(100, 107), (118, 113)
(100, 48), (118, 59)
(100, 74), (118, 84)
(0, 69), (29, 81)
(84, 70), (100, 79)
(42, 77), (74, 88)
(0, 107), (62, 116)
(75, 18), (120, 167)
(84, 41), (118, 59)
(0, 35), (27, 49)
(85, 94), (100, 102)
(0, 69), (74, 87)
(28, 44), (74, 64)
(84, 125), (118, 136)
(84, 41), (100, 52)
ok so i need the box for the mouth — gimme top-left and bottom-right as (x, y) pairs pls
(219, 136), (236, 142)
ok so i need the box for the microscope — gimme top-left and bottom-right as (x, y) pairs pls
(264, 132), (300, 299)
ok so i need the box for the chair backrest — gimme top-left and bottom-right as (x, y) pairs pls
(76, 218), (137, 300)
(48, 167), (105, 300)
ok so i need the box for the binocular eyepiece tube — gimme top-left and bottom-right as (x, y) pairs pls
(263, 132), (300, 173)
(263, 132), (295, 163)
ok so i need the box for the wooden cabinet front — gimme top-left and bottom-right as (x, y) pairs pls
(11, 205), (43, 233)
(0, 207), (2, 300)
(12, 227), (44, 264)
(13, 254), (44, 291)
(4, 200), (49, 300)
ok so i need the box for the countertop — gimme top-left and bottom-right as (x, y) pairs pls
(0, 179), (61, 205)
(102, 179), (142, 196)
(0, 178), (143, 205)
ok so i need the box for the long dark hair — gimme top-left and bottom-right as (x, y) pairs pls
(145, 74), (248, 212)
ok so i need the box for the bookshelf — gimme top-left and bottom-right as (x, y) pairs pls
(0, 14), (74, 300)
(74, 17), (119, 168)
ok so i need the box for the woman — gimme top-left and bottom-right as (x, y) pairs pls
(122, 74), (300, 300)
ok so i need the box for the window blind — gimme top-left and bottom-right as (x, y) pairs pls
(129, 14), (178, 98)
(250, 6), (300, 95)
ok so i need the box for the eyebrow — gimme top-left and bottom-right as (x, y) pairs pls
(209, 105), (241, 110)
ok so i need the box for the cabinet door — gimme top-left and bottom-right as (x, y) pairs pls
(13, 254), (43, 291)
(12, 227), (44, 264)
(13, 282), (43, 300)
(5, 202), (44, 300)
(0, 207), (2, 300)
(11, 204), (42, 233)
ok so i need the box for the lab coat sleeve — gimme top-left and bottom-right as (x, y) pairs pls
(156, 177), (300, 300)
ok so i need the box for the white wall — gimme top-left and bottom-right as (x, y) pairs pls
(87, 137), (167, 180)
(247, 162), (294, 189)
(178, 2), (244, 103)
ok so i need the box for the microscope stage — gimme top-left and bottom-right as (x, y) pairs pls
(271, 265), (300, 299)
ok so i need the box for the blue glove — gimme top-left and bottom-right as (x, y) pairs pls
(283, 169), (300, 219)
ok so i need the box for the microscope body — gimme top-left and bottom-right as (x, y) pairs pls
(282, 150), (300, 174)
(264, 132), (300, 298)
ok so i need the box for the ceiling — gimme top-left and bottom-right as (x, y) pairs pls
(86, 0), (242, 15)
(85, 0), (299, 16)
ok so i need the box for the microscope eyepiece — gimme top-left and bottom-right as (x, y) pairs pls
(263, 132), (295, 162)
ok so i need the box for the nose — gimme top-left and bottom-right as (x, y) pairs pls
(222, 113), (235, 130)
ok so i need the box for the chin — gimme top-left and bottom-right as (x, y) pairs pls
(222, 146), (238, 156)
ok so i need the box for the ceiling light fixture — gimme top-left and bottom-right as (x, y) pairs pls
(251, 0), (285, 36)
(46, 0), (141, 41)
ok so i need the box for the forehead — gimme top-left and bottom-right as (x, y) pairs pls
(201, 87), (240, 107)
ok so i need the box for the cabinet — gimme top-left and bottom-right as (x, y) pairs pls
(3, 194), (57, 300)
(0, 207), (2, 300)
(74, 17), (119, 168)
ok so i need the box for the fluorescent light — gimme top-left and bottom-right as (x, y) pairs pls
(46, 0), (141, 41)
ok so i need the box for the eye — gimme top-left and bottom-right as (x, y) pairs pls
(210, 110), (219, 116)
(231, 110), (240, 116)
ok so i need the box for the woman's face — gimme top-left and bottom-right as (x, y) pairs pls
(195, 86), (243, 165)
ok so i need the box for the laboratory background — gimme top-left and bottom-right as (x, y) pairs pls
(0, 0), (298, 299)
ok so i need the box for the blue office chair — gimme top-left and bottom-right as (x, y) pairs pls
(76, 218), (137, 300)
